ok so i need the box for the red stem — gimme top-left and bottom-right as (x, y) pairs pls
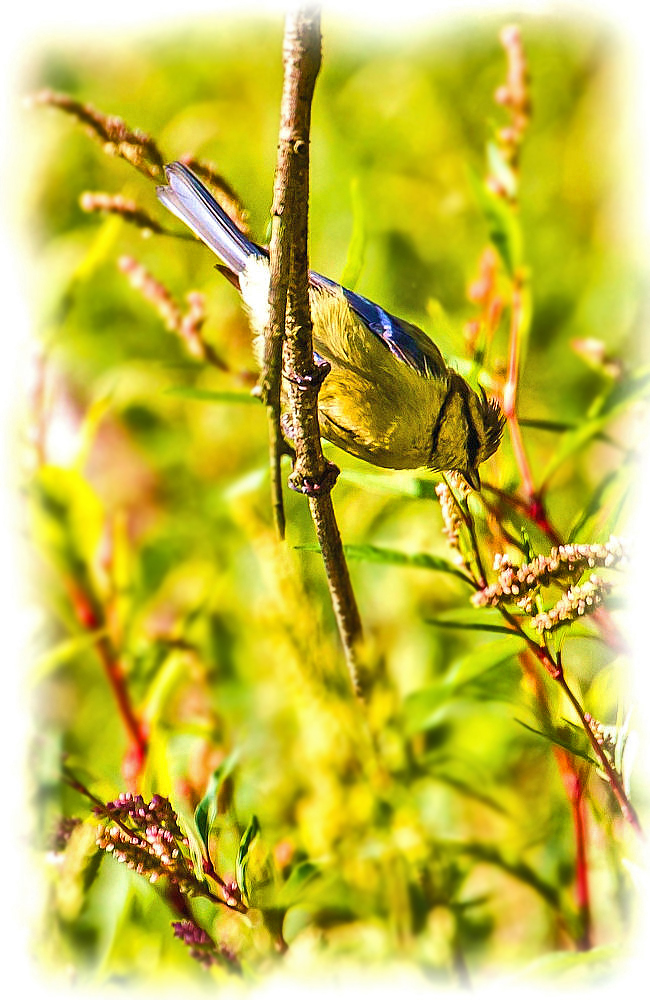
(555, 749), (592, 949)
(67, 579), (148, 783)
(503, 275), (562, 544)
(573, 793), (591, 948)
(94, 635), (149, 776)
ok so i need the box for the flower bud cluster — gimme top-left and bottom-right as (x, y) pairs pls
(172, 920), (238, 969)
(95, 793), (196, 891)
(119, 257), (209, 360)
(29, 89), (164, 179)
(435, 482), (463, 553)
(584, 713), (618, 754)
(531, 575), (611, 633)
(492, 24), (531, 178)
(119, 256), (183, 332)
(80, 192), (164, 233)
(472, 536), (626, 609)
(49, 816), (82, 853)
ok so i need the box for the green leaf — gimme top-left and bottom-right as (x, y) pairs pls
(194, 751), (240, 856)
(459, 841), (561, 911)
(75, 214), (125, 282)
(425, 617), (517, 635)
(592, 364), (650, 417)
(339, 177), (366, 289)
(235, 815), (277, 909)
(468, 166), (522, 276)
(297, 543), (472, 583)
(519, 416), (620, 448)
(236, 815), (261, 907)
(425, 605), (519, 634)
(29, 465), (104, 574)
(567, 459), (631, 542)
(143, 650), (188, 728)
(540, 367), (650, 488)
(55, 821), (103, 922)
(442, 636), (525, 692)
(165, 386), (259, 404)
(277, 861), (321, 907)
(404, 637), (525, 733)
(514, 719), (597, 765)
(486, 141), (518, 199)
(425, 767), (509, 815)
(31, 628), (109, 684)
(338, 468), (440, 500)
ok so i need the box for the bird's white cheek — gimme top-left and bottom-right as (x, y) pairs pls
(240, 258), (271, 342)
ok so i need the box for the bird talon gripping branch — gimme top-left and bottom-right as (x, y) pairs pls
(283, 356), (332, 390)
(288, 461), (340, 497)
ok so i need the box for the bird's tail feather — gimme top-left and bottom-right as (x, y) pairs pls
(157, 162), (264, 275)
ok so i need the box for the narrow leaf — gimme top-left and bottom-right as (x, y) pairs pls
(338, 468), (440, 500)
(519, 417), (620, 448)
(339, 177), (366, 289)
(540, 368), (650, 488)
(514, 719), (597, 765)
(31, 628), (109, 684)
(165, 386), (259, 404)
(468, 167), (522, 276)
(296, 543), (472, 583)
(236, 815), (261, 906)
(512, 944), (619, 982)
(194, 751), (240, 855)
(567, 460), (631, 542)
(426, 617), (517, 635)
(277, 861), (320, 907)
(459, 841), (561, 911)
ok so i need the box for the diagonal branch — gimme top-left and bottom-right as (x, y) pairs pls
(264, 6), (366, 698)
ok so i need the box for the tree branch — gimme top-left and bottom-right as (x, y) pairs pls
(265, 6), (366, 697)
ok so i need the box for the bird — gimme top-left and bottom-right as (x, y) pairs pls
(157, 161), (504, 490)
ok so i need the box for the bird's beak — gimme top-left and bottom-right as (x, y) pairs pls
(463, 467), (481, 491)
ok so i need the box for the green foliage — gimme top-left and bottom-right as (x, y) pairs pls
(24, 8), (645, 992)
(299, 541), (471, 581)
(467, 166), (523, 276)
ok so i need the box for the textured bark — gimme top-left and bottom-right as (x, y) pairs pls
(264, 6), (366, 697)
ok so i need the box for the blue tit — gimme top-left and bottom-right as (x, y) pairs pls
(157, 162), (504, 489)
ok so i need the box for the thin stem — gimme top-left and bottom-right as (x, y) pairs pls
(66, 579), (148, 781)
(502, 273), (560, 543)
(497, 603), (643, 836)
(444, 473), (487, 586)
(460, 515), (641, 837)
(556, 667), (643, 836)
(266, 407), (286, 539)
(573, 788), (591, 949)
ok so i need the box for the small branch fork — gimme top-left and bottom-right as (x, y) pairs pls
(260, 6), (366, 698)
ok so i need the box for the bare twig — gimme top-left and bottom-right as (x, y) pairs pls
(264, 6), (366, 697)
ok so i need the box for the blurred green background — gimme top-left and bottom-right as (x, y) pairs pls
(21, 7), (645, 989)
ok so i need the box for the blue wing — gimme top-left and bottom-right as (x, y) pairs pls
(308, 272), (446, 378)
(158, 162), (447, 379)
